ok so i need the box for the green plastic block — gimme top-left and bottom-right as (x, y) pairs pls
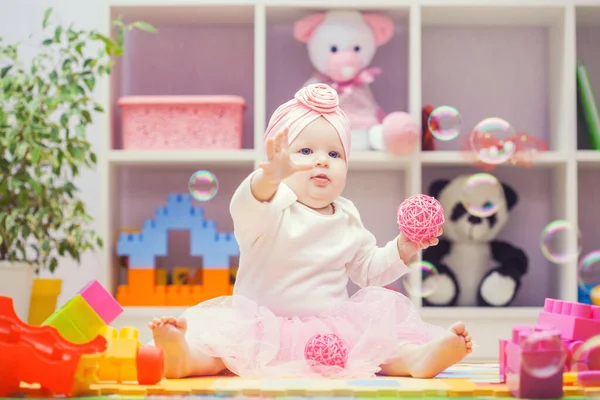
(43, 294), (106, 343)
(48, 316), (89, 344)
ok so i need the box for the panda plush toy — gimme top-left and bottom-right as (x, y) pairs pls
(422, 175), (529, 307)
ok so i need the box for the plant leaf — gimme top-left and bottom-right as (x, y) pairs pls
(43, 8), (52, 29)
(131, 21), (157, 33)
(0, 65), (11, 78)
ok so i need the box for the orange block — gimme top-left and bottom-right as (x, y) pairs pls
(200, 269), (233, 299)
(127, 269), (156, 290)
(165, 285), (200, 306)
(116, 285), (166, 306)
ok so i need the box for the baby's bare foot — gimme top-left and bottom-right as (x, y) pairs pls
(409, 321), (471, 378)
(149, 316), (190, 379)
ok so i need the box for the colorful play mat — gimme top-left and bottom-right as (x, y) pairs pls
(13, 362), (599, 399)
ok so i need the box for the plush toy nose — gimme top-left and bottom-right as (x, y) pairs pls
(326, 50), (363, 82)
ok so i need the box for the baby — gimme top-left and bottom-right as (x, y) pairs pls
(149, 84), (472, 379)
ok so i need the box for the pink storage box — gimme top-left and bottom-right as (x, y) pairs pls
(118, 95), (245, 150)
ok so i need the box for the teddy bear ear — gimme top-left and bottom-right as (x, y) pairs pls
(362, 13), (394, 46)
(294, 13), (326, 43)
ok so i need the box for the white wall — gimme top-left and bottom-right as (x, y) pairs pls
(0, 0), (104, 306)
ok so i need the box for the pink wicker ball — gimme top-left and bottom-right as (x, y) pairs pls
(397, 194), (445, 243)
(304, 333), (348, 368)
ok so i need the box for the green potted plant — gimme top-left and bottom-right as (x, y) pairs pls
(0, 9), (156, 322)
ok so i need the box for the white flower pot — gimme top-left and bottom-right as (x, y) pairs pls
(0, 261), (34, 321)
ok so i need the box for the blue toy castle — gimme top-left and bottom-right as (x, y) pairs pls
(117, 193), (239, 270)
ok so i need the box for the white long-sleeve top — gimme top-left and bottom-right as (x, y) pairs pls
(230, 171), (410, 318)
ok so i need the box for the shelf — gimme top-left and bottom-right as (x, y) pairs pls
(421, 4), (564, 26)
(107, 149), (256, 167)
(349, 152), (410, 170)
(577, 150), (600, 166)
(110, 2), (254, 25)
(95, 0), (590, 348)
(420, 150), (565, 167)
(265, 2), (411, 24)
(420, 307), (541, 320)
(121, 306), (188, 319)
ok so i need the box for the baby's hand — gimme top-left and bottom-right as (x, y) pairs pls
(259, 129), (313, 184)
(397, 227), (443, 264)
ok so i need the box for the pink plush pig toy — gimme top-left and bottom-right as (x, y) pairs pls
(294, 11), (420, 155)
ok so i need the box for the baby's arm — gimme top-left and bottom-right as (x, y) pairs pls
(230, 170), (296, 245)
(346, 228), (410, 288)
(230, 129), (312, 245)
(250, 169), (280, 202)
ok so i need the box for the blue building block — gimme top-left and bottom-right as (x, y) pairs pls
(579, 284), (594, 304)
(199, 233), (240, 269)
(117, 232), (166, 268)
(117, 193), (240, 270)
(154, 194), (207, 230)
(190, 220), (218, 254)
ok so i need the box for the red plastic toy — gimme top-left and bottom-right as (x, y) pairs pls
(0, 296), (107, 397)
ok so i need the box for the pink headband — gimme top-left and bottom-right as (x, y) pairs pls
(264, 83), (352, 161)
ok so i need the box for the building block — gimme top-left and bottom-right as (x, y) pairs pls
(154, 194), (206, 229)
(173, 267), (193, 285)
(116, 269), (167, 306)
(0, 296), (107, 397)
(116, 285), (167, 306)
(504, 326), (564, 399)
(156, 268), (168, 285)
(117, 230), (167, 268)
(537, 299), (600, 341)
(192, 232), (239, 268)
(116, 193), (241, 306)
(28, 278), (62, 326)
(117, 194), (240, 270)
(165, 285), (203, 306)
(201, 269), (233, 298)
(44, 294), (107, 344)
(79, 280), (123, 325)
(97, 326), (164, 385)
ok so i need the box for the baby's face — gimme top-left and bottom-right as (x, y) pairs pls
(285, 117), (348, 210)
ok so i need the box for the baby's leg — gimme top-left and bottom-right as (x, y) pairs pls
(149, 316), (226, 378)
(379, 322), (472, 378)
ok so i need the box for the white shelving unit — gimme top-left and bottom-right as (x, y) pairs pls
(99, 0), (600, 360)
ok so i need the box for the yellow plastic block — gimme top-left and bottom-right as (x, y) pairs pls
(156, 269), (168, 285)
(98, 326), (141, 383)
(43, 294), (106, 344)
(72, 353), (103, 395)
(173, 267), (192, 285)
(28, 278), (62, 326)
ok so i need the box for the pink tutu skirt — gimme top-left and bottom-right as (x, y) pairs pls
(181, 286), (447, 378)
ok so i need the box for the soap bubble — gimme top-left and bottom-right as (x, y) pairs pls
(401, 261), (440, 298)
(521, 331), (567, 378)
(540, 220), (581, 263)
(428, 106), (462, 141)
(579, 251), (600, 294)
(188, 170), (218, 202)
(572, 335), (600, 371)
(462, 173), (504, 218)
(469, 118), (516, 165)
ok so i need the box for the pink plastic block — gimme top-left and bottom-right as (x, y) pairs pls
(118, 95), (245, 150)
(78, 281), (123, 324)
(504, 326), (564, 399)
(578, 371), (600, 386)
(537, 299), (600, 341)
(499, 339), (507, 383)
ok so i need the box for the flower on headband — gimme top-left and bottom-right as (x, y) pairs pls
(294, 83), (339, 113)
